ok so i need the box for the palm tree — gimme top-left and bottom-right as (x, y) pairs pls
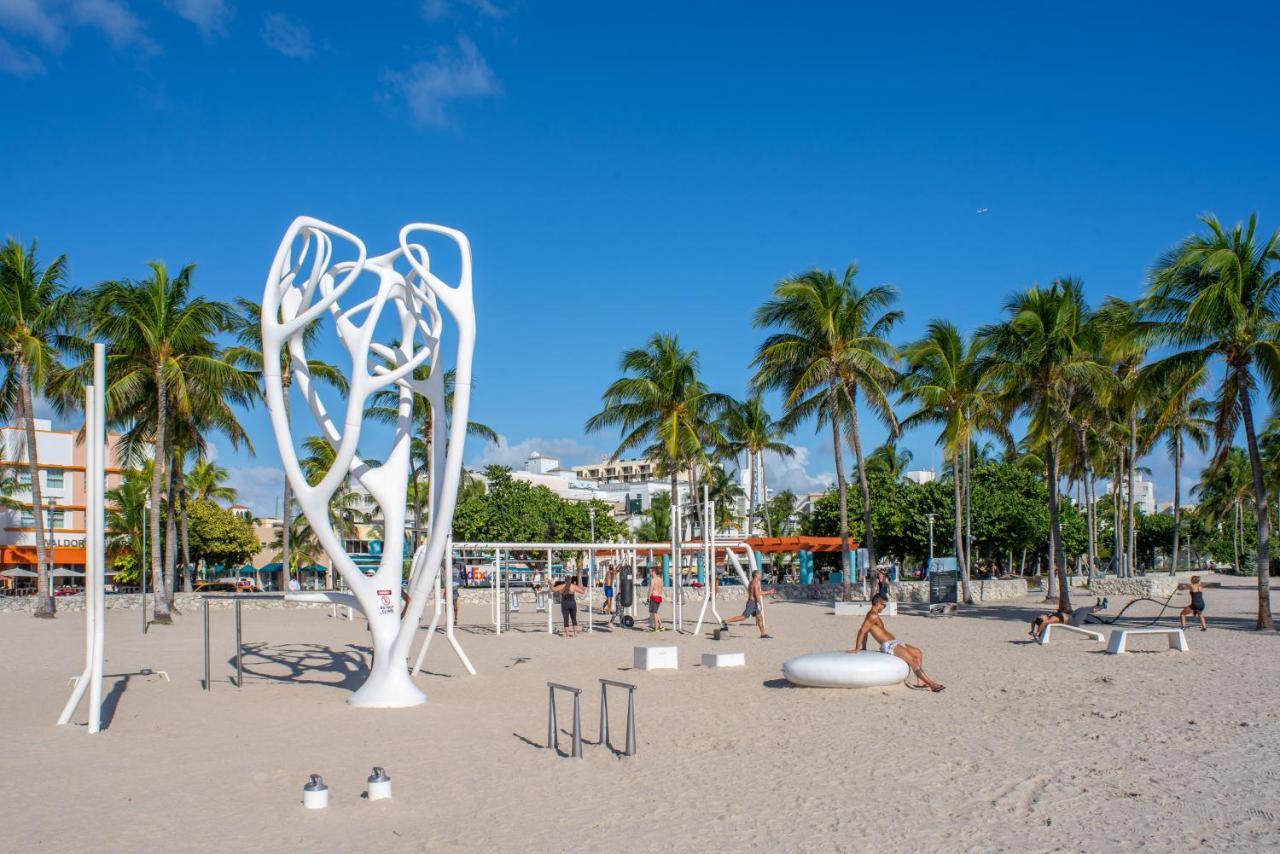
(586, 334), (729, 583)
(105, 469), (150, 583)
(0, 238), (79, 618)
(1145, 365), (1211, 574)
(1193, 448), (1252, 573)
(720, 393), (794, 536)
(752, 266), (901, 599)
(866, 441), (913, 481)
(226, 297), (348, 590)
(186, 458), (237, 503)
(977, 278), (1105, 613)
(899, 320), (994, 603)
(1143, 213), (1280, 629)
(702, 463), (745, 532)
(86, 262), (251, 624)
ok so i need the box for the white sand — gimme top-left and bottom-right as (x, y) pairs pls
(2, 574), (1278, 852)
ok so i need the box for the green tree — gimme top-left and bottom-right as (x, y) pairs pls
(865, 441), (913, 481)
(1145, 365), (1211, 574)
(1143, 213), (1280, 628)
(977, 277), (1105, 613)
(0, 238), (78, 618)
(719, 393), (793, 536)
(105, 469), (150, 583)
(185, 458), (237, 504)
(186, 499), (259, 569)
(752, 265), (901, 598)
(83, 263), (254, 620)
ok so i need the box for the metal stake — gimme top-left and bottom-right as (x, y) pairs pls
(235, 599), (243, 688)
(203, 598), (210, 691)
(571, 691), (583, 759)
(546, 685), (556, 749)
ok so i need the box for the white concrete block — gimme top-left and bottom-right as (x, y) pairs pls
(833, 600), (897, 616)
(701, 652), (745, 668)
(1039, 623), (1104, 645)
(634, 645), (678, 670)
(1106, 627), (1189, 655)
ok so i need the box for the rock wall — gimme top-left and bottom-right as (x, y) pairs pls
(1090, 574), (1189, 600)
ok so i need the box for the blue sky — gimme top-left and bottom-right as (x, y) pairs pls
(4, 1), (1279, 514)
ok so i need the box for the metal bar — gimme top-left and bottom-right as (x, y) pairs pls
(547, 685), (557, 750)
(203, 598), (210, 691)
(235, 599), (243, 689)
(625, 685), (637, 756)
(571, 691), (583, 759)
(546, 682), (581, 694)
(598, 682), (609, 749)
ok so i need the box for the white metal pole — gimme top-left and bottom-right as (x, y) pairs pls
(58, 382), (96, 727)
(587, 546), (594, 634)
(89, 344), (106, 732)
(411, 571), (442, 676)
(547, 548), (554, 635)
(442, 539), (476, 675)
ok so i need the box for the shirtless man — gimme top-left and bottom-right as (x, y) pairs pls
(722, 570), (775, 638)
(603, 565), (616, 616)
(648, 566), (665, 632)
(852, 595), (945, 692)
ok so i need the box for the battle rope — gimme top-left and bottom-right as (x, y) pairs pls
(1085, 588), (1184, 628)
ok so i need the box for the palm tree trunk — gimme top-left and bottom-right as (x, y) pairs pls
(1048, 443), (1070, 612)
(953, 448), (973, 604)
(829, 381), (853, 600)
(964, 441), (973, 573)
(845, 393), (875, 569)
(1113, 457), (1124, 577)
(150, 369), (172, 624)
(179, 472), (192, 592)
(1171, 433), (1182, 575)
(746, 450), (756, 539)
(165, 459), (179, 605)
(1237, 382), (1274, 629)
(1127, 412), (1138, 574)
(19, 366), (54, 619)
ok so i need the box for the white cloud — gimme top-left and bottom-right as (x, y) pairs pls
(420, 0), (507, 21)
(165, 0), (231, 39)
(70, 0), (157, 52)
(261, 11), (310, 58)
(762, 447), (834, 495)
(0, 0), (64, 47)
(469, 435), (604, 470)
(224, 465), (285, 517)
(0, 35), (43, 74)
(386, 35), (498, 127)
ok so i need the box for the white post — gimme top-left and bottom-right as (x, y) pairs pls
(411, 571), (442, 676)
(587, 547), (594, 635)
(547, 548), (554, 635)
(88, 344), (106, 732)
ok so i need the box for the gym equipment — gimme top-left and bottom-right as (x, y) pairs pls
(1105, 627), (1189, 654)
(782, 651), (909, 688)
(701, 652), (745, 668)
(633, 646), (678, 671)
(546, 682), (583, 759)
(303, 775), (329, 809)
(366, 767), (391, 801)
(598, 679), (638, 757)
(1038, 623), (1104, 645)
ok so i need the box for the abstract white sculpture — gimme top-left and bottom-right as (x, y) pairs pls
(261, 217), (476, 708)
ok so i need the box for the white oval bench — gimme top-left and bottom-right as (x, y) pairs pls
(1105, 627), (1189, 654)
(782, 651), (908, 688)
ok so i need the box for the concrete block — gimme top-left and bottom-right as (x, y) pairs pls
(701, 652), (745, 668)
(634, 645), (678, 670)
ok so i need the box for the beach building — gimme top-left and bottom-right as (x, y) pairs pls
(0, 419), (123, 582)
(905, 469), (937, 485)
(1106, 474), (1158, 515)
(572, 456), (690, 485)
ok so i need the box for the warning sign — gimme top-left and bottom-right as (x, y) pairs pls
(377, 589), (395, 616)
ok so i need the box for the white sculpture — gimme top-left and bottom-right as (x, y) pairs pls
(261, 217), (475, 708)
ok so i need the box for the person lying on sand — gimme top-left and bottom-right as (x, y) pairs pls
(1028, 608), (1068, 640)
(1178, 575), (1208, 631)
(851, 595), (945, 692)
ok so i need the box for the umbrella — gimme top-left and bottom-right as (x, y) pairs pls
(0, 568), (38, 578)
(51, 568), (85, 578)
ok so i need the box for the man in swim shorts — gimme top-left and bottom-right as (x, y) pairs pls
(603, 565), (616, 616)
(722, 570), (775, 638)
(851, 595), (945, 692)
(648, 565), (664, 632)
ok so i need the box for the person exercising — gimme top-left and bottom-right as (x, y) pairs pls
(1028, 607), (1069, 640)
(851, 595), (945, 692)
(1179, 576), (1208, 631)
(722, 570), (775, 638)
(648, 565), (664, 632)
(553, 574), (586, 637)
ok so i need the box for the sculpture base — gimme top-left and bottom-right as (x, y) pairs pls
(348, 663), (427, 708)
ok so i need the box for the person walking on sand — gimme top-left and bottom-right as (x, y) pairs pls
(553, 574), (586, 637)
(648, 566), (665, 632)
(1179, 575), (1208, 631)
(722, 570), (775, 638)
(851, 595), (945, 693)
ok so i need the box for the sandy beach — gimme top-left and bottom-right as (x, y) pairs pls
(2, 574), (1278, 853)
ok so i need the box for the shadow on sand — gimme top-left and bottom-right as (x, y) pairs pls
(230, 642), (371, 693)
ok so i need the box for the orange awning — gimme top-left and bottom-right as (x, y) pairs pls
(1, 546), (87, 566)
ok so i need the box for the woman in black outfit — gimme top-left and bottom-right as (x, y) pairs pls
(1179, 575), (1208, 631)
(554, 574), (587, 637)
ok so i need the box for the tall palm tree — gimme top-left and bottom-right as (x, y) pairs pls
(865, 441), (913, 481)
(1143, 213), (1280, 629)
(752, 266), (901, 598)
(0, 238), (79, 618)
(226, 297), (348, 588)
(720, 393), (794, 536)
(105, 469), (150, 583)
(899, 320), (994, 603)
(702, 462), (745, 532)
(186, 458), (237, 503)
(586, 334), (729, 581)
(1193, 448), (1252, 573)
(977, 277), (1105, 613)
(86, 262), (251, 624)
(1145, 364), (1211, 574)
